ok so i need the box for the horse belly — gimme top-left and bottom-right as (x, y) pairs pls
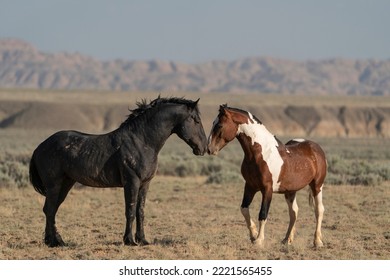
(65, 167), (120, 187)
(63, 154), (122, 187)
(77, 170), (122, 187)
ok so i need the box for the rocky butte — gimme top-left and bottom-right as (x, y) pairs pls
(1, 38), (390, 95)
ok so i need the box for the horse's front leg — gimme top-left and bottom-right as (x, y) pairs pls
(122, 170), (141, 246)
(240, 183), (258, 242)
(254, 187), (273, 247)
(135, 181), (151, 246)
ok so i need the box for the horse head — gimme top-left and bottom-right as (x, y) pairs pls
(207, 105), (246, 155)
(174, 98), (208, 156)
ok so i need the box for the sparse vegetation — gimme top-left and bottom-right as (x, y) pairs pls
(326, 155), (390, 186)
(0, 154), (29, 188)
(2, 132), (388, 188)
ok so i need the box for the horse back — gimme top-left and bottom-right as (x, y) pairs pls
(284, 139), (326, 168)
(34, 130), (100, 160)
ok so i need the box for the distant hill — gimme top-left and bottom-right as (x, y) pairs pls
(1, 38), (390, 95)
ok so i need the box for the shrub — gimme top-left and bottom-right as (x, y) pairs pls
(326, 154), (390, 186)
(206, 170), (243, 185)
(325, 173), (346, 185)
(347, 173), (383, 186)
(200, 162), (223, 176)
(378, 165), (390, 181)
(0, 157), (29, 188)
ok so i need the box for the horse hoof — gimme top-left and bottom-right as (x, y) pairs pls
(124, 240), (138, 246)
(48, 241), (65, 247)
(137, 239), (150, 246)
(123, 237), (138, 246)
(135, 234), (151, 246)
(45, 237), (66, 247)
(282, 237), (293, 245)
(252, 238), (264, 247)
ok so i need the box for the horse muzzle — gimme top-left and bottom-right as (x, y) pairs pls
(207, 145), (219, 156)
(193, 148), (204, 156)
(192, 145), (207, 156)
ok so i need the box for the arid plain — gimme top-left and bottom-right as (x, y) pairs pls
(0, 90), (389, 259)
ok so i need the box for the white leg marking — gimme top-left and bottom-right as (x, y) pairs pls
(314, 186), (325, 247)
(254, 219), (267, 247)
(241, 207), (258, 241)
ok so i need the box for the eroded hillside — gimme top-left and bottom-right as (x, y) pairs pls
(0, 91), (389, 138)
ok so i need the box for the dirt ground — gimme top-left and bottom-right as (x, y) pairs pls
(1, 176), (389, 260)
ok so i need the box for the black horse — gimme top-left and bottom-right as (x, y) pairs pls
(29, 97), (208, 247)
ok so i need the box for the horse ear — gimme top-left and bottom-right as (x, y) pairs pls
(219, 104), (232, 118)
(219, 104), (228, 114)
(189, 98), (199, 109)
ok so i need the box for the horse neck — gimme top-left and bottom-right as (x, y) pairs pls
(236, 120), (280, 160)
(118, 107), (179, 152)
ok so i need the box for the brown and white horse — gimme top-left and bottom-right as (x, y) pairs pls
(207, 105), (327, 247)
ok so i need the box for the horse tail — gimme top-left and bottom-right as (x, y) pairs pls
(29, 154), (46, 196)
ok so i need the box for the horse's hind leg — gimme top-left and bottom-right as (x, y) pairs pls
(310, 183), (325, 248)
(43, 177), (75, 247)
(43, 188), (63, 247)
(282, 192), (298, 245)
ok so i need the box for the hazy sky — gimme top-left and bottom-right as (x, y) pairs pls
(1, 0), (389, 63)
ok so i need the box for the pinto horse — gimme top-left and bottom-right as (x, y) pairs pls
(29, 97), (208, 247)
(207, 105), (327, 247)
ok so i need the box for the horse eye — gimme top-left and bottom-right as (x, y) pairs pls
(214, 124), (222, 134)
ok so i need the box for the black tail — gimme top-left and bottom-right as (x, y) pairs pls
(29, 154), (46, 196)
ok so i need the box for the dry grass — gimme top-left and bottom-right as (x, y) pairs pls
(1, 176), (389, 260)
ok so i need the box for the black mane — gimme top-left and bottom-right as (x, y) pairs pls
(120, 96), (198, 128)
